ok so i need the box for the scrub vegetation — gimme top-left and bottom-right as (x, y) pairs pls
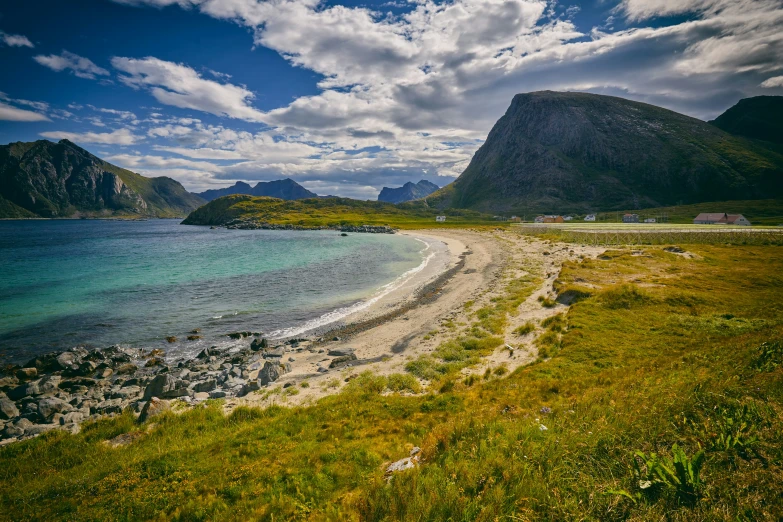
(1, 244), (782, 521)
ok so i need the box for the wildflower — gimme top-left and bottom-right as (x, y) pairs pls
(540, 406), (552, 414)
(539, 424), (548, 431)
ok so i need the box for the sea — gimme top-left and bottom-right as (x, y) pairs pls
(0, 219), (433, 364)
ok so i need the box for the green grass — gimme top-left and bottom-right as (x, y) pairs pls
(181, 194), (505, 229)
(595, 199), (783, 226)
(1, 245), (782, 520)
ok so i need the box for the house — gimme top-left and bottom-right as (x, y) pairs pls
(509, 216), (522, 223)
(693, 213), (751, 226)
(543, 215), (564, 224)
(584, 214), (596, 222)
(644, 218), (657, 223)
(563, 216), (574, 221)
(534, 215), (545, 223)
(435, 215), (446, 222)
(623, 213), (640, 223)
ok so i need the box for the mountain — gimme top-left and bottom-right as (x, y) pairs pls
(0, 139), (204, 218)
(710, 95), (783, 146)
(196, 179), (317, 202)
(430, 91), (783, 214)
(378, 180), (439, 203)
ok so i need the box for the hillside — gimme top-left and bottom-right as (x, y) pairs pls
(711, 96), (783, 146)
(429, 91), (783, 214)
(195, 179), (317, 202)
(181, 194), (493, 228)
(378, 180), (439, 203)
(0, 140), (204, 218)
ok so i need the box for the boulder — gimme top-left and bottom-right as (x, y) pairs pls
(257, 361), (281, 386)
(24, 424), (58, 437)
(262, 347), (285, 359)
(59, 411), (85, 425)
(15, 367), (37, 381)
(238, 381), (260, 397)
(2, 424), (24, 438)
(142, 374), (189, 400)
(192, 380), (216, 393)
(250, 338), (268, 351)
(38, 397), (74, 422)
(329, 353), (357, 368)
(93, 399), (124, 415)
(327, 348), (355, 357)
(0, 398), (19, 420)
(138, 397), (170, 423)
(115, 363), (137, 375)
(56, 352), (80, 371)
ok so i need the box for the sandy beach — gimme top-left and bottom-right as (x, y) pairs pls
(230, 228), (604, 410)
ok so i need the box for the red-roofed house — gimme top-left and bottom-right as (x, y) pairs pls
(693, 213), (751, 226)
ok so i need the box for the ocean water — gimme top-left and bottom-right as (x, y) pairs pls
(0, 220), (430, 363)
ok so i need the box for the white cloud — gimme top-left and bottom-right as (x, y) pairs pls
(761, 76), (783, 88)
(0, 102), (50, 122)
(39, 128), (142, 145)
(0, 31), (34, 48)
(111, 56), (267, 122)
(33, 50), (110, 79)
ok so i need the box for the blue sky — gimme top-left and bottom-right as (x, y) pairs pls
(1, 0), (782, 198)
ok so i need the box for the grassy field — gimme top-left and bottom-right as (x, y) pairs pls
(594, 199), (783, 226)
(1, 240), (782, 520)
(181, 194), (504, 229)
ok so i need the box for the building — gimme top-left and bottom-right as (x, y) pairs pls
(436, 215), (446, 222)
(623, 213), (640, 223)
(693, 213), (752, 226)
(563, 216), (574, 221)
(534, 215), (545, 223)
(543, 215), (564, 224)
(509, 216), (522, 223)
(584, 214), (596, 222)
(644, 218), (657, 223)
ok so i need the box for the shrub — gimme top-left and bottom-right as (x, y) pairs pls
(386, 373), (422, 394)
(513, 322), (535, 336)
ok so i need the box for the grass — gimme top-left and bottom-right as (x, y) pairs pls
(1, 244), (782, 520)
(181, 194), (505, 229)
(596, 199), (783, 226)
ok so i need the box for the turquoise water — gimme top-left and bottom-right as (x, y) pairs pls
(0, 220), (426, 363)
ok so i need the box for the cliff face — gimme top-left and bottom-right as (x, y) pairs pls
(0, 140), (204, 218)
(378, 180), (440, 203)
(196, 179), (317, 202)
(431, 91), (783, 213)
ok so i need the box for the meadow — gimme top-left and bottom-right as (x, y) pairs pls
(0, 235), (781, 520)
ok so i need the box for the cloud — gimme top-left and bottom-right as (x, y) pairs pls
(111, 56), (267, 122)
(39, 128), (142, 145)
(0, 102), (50, 122)
(0, 31), (34, 48)
(33, 50), (110, 79)
(760, 76), (783, 88)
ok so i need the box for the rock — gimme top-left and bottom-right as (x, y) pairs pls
(59, 377), (96, 391)
(327, 348), (355, 357)
(115, 363), (137, 375)
(385, 455), (419, 477)
(143, 374), (190, 400)
(257, 361), (281, 386)
(145, 357), (163, 367)
(208, 390), (227, 399)
(56, 352), (79, 371)
(24, 424), (57, 437)
(317, 367), (328, 374)
(193, 392), (210, 400)
(0, 398), (19, 420)
(37, 398), (73, 422)
(38, 375), (62, 395)
(15, 367), (37, 381)
(187, 335), (201, 341)
(227, 331), (252, 340)
(104, 431), (143, 448)
(262, 347), (285, 359)
(111, 386), (141, 400)
(238, 381), (260, 397)
(250, 338), (268, 351)
(93, 399), (124, 415)
(138, 397), (170, 423)
(288, 357), (296, 362)
(97, 368), (113, 379)
(283, 382), (293, 389)
(59, 412), (85, 425)
(193, 380), (216, 393)
(329, 353), (358, 368)
(59, 423), (81, 435)
(166, 336), (177, 343)
(2, 424), (23, 438)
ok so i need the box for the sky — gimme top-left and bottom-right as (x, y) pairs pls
(0, 0), (782, 199)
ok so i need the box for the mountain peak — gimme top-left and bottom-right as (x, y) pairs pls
(378, 179), (440, 203)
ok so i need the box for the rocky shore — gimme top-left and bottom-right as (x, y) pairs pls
(0, 335), (356, 445)
(217, 218), (395, 234)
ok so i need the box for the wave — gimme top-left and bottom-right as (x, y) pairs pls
(266, 236), (441, 339)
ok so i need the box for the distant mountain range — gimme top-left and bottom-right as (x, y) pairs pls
(427, 92), (783, 214)
(0, 139), (204, 218)
(377, 180), (439, 203)
(195, 179), (317, 202)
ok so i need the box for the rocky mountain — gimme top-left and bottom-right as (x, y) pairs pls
(0, 140), (204, 218)
(710, 96), (783, 146)
(430, 91), (783, 214)
(377, 180), (439, 203)
(196, 179), (317, 202)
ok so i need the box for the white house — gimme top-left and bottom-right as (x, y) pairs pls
(534, 215), (545, 223)
(644, 218), (657, 223)
(436, 215), (446, 222)
(584, 214), (596, 222)
(563, 216), (574, 221)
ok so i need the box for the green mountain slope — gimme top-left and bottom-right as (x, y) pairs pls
(711, 95), (783, 146)
(0, 139), (205, 218)
(430, 91), (783, 214)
